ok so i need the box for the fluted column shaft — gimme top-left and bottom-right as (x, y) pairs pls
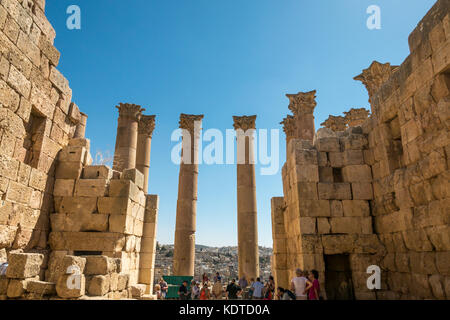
(173, 114), (204, 276)
(74, 112), (88, 138)
(136, 115), (155, 194)
(233, 116), (259, 280)
(113, 103), (144, 172)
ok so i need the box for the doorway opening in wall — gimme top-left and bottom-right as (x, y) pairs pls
(332, 168), (343, 183)
(324, 254), (355, 300)
(24, 109), (46, 168)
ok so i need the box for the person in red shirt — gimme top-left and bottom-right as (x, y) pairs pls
(308, 270), (320, 300)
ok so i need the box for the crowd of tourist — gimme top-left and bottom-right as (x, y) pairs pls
(154, 268), (321, 300)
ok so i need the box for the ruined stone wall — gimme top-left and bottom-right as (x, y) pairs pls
(0, 0), (80, 257)
(272, 0), (449, 300)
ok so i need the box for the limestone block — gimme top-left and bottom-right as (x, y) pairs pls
(56, 274), (85, 298)
(68, 102), (81, 123)
(351, 183), (374, 200)
(342, 200), (370, 217)
(26, 280), (56, 295)
(342, 165), (372, 182)
(316, 137), (340, 152)
(330, 217), (363, 234)
(29, 168), (47, 191)
(133, 219), (143, 237)
(49, 67), (70, 94)
(38, 35), (60, 66)
(109, 272), (119, 291)
(145, 194), (159, 210)
(109, 214), (134, 235)
(293, 148), (318, 166)
(5, 181), (32, 205)
(318, 167), (333, 182)
(98, 197), (131, 215)
(49, 232), (126, 253)
(293, 164), (319, 182)
(426, 225), (450, 251)
(74, 179), (108, 197)
(299, 217), (316, 234)
(130, 284), (146, 298)
(109, 180), (140, 203)
(58, 146), (86, 163)
(84, 256), (116, 275)
(53, 179), (75, 197)
(343, 150), (364, 165)
(317, 218), (331, 234)
(68, 138), (90, 149)
(58, 196), (98, 214)
(318, 152), (328, 166)
(122, 168), (144, 190)
(6, 252), (43, 279)
(330, 200), (344, 217)
(436, 252), (450, 276)
(429, 275), (446, 300)
(7, 279), (28, 298)
(83, 165), (113, 180)
(7, 65), (31, 97)
(342, 134), (368, 150)
(318, 183), (351, 200)
(296, 182), (318, 200)
(328, 152), (344, 167)
(88, 275), (110, 296)
(0, 276), (8, 295)
(322, 234), (356, 254)
(299, 200), (330, 217)
(55, 161), (83, 179)
(117, 274), (129, 291)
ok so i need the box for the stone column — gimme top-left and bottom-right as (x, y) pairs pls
(343, 108), (370, 127)
(112, 103), (145, 172)
(136, 115), (156, 194)
(281, 115), (297, 159)
(139, 194), (159, 295)
(286, 90), (317, 142)
(74, 112), (88, 138)
(233, 115), (259, 280)
(173, 114), (204, 276)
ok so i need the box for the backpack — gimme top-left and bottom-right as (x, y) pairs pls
(286, 290), (296, 300)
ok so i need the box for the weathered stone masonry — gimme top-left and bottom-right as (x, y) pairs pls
(0, 0), (159, 300)
(272, 0), (450, 300)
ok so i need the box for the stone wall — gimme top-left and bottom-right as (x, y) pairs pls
(272, 0), (450, 300)
(0, 0), (159, 299)
(0, 0), (77, 257)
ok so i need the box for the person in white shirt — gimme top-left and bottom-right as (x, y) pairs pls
(290, 268), (312, 300)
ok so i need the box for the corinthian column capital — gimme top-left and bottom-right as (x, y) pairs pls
(138, 115), (156, 137)
(116, 103), (145, 121)
(179, 114), (204, 133)
(233, 115), (257, 131)
(354, 61), (398, 100)
(286, 90), (317, 115)
(344, 108), (371, 127)
(280, 115), (297, 137)
(321, 115), (347, 132)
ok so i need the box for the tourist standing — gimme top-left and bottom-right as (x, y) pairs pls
(214, 272), (222, 283)
(191, 281), (200, 300)
(307, 270), (321, 300)
(154, 284), (162, 300)
(290, 269), (312, 300)
(159, 278), (168, 299)
(178, 281), (190, 300)
(277, 287), (295, 300)
(251, 278), (265, 300)
(212, 279), (224, 300)
(200, 282), (211, 300)
(238, 275), (249, 299)
(226, 279), (241, 300)
(202, 273), (209, 284)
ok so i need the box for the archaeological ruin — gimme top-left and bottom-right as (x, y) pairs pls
(0, 0), (449, 300)
(271, 0), (450, 300)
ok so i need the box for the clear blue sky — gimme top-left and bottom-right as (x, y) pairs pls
(46, 0), (436, 247)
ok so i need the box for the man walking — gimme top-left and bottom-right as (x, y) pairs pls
(226, 279), (241, 300)
(178, 280), (190, 300)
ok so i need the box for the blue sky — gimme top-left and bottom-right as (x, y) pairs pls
(46, 0), (436, 247)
